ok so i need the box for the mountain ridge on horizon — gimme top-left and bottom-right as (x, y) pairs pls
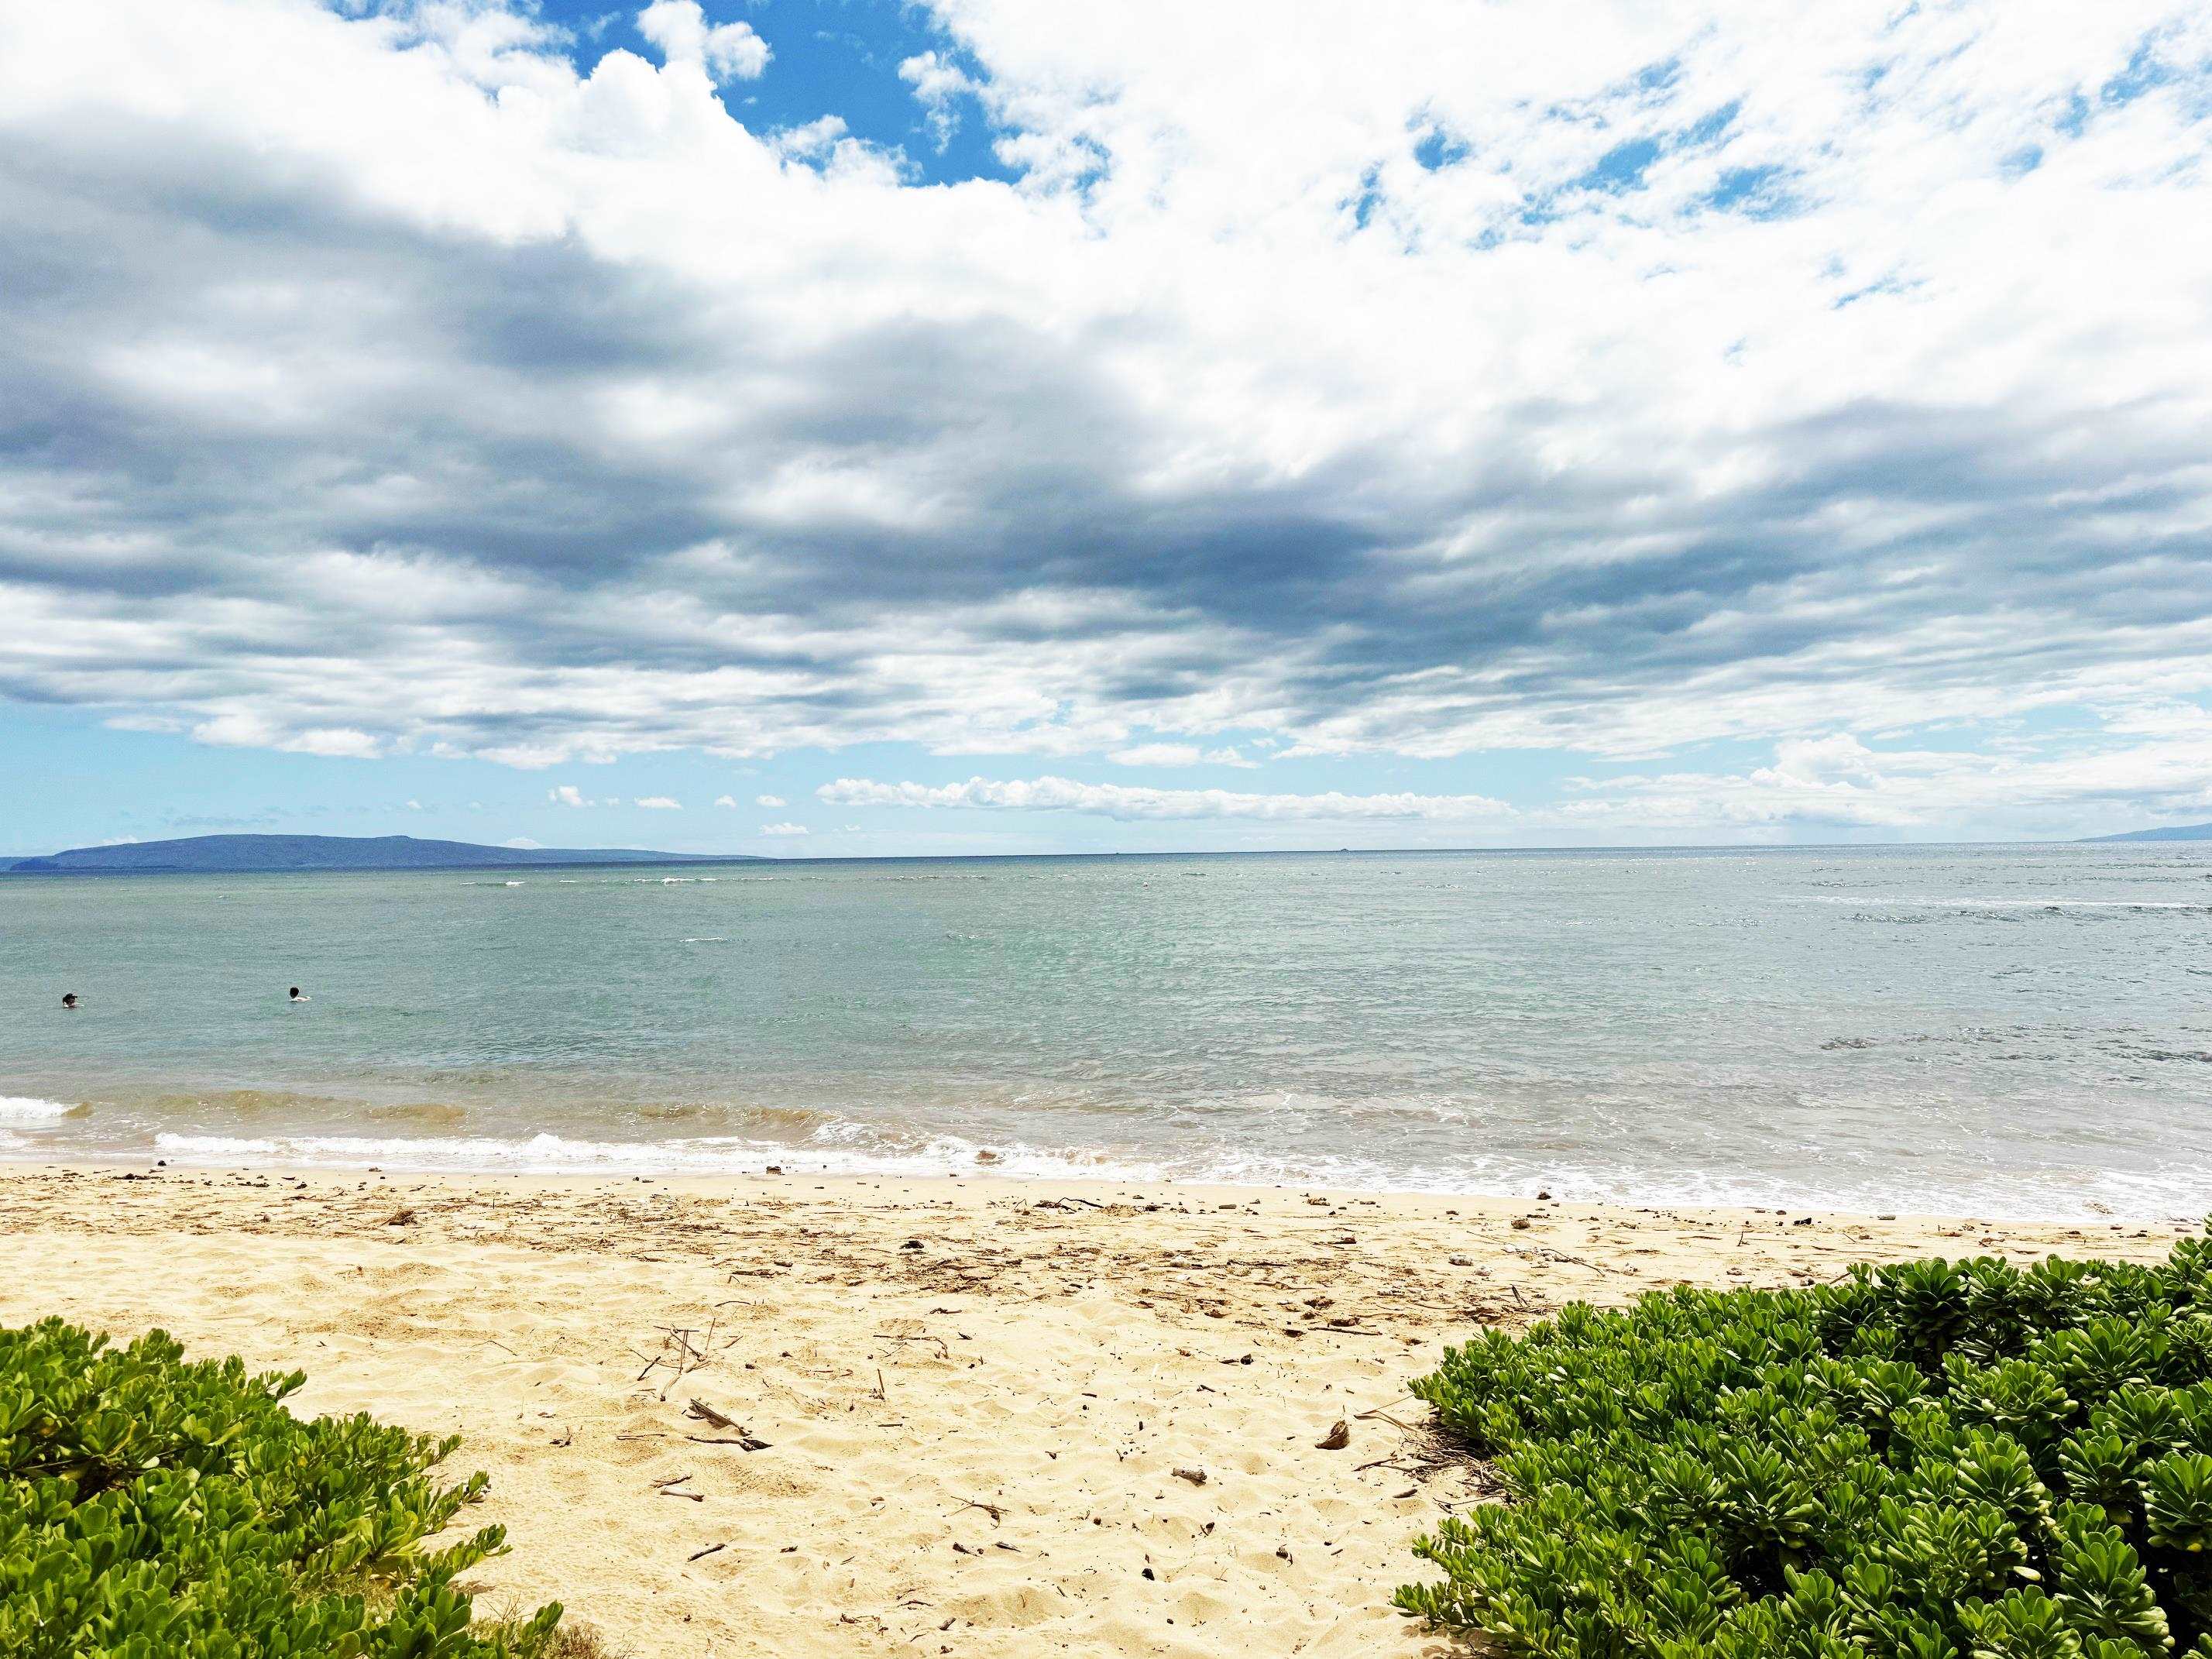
(5, 833), (766, 874)
(2080, 822), (2212, 843)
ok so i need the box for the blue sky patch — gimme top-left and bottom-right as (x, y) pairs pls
(524, 0), (1018, 184)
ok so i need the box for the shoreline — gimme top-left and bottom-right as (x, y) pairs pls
(3, 1165), (2193, 1657)
(4, 1148), (2201, 1227)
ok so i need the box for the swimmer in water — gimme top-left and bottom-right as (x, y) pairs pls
(288, 986), (310, 1003)
(61, 992), (77, 1009)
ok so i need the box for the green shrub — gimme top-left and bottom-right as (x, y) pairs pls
(1399, 1231), (2212, 1657)
(0, 1317), (564, 1657)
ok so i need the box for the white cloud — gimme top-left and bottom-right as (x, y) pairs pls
(1, 1), (2210, 835)
(1108, 744), (1259, 768)
(190, 712), (382, 758)
(549, 785), (589, 807)
(713, 792), (738, 807)
(404, 798), (422, 810)
(634, 795), (682, 809)
(635, 1), (768, 85)
(757, 820), (809, 835)
(755, 792), (785, 806)
(897, 50), (975, 149)
(823, 714), (2212, 838)
(1556, 723), (2212, 837)
(817, 775), (1512, 823)
(502, 836), (543, 848)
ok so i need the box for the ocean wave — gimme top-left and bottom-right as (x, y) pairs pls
(0, 1116), (2141, 1218)
(147, 1127), (1159, 1183)
(152, 1088), (360, 1117)
(365, 1102), (469, 1128)
(1828, 896), (2212, 917)
(0, 1095), (83, 1122)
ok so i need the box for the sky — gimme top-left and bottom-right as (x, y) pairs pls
(3, 0), (2212, 857)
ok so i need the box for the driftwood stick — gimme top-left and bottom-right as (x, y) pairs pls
(687, 1397), (739, 1430)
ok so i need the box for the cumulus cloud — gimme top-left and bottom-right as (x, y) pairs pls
(549, 785), (589, 807)
(757, 820), (809, 835)
(636, 1), (768, 84)
(818, 775), (1513, 823)
(2, 1), (2211, 834)
(826, 712), (2212, 837)
(1108, 744), (1258, 768)
(755, 792), (786, 806)
(713, 792), (738, 806)
(634, 795), (682, 809)
(502, 836), (543, 848)
(898, 50), (976, 149)
(1555, 720), (2212, 836)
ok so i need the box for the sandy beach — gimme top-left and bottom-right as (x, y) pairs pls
(0, 1165), (2189, 1657)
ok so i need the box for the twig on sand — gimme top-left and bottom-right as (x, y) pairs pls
(1354, 1396), (1417, 1420)
(684, 1397), (771, 1449)
(956, 1498), (1004, 1525)
(688, 1542), (727, 1562)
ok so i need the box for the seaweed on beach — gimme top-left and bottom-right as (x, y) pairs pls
(0, 1317), (569, 1657)
(1399, 1228), (2212, 1657)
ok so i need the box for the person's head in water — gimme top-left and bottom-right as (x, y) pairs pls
(61, 992), (77, 1009)
(288, 986), (303, 1001)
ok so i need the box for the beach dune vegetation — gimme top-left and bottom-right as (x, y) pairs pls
(0, 1317), (566, 1657)
(1400, 1230), (2212, 1657)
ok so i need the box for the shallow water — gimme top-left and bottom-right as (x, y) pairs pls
(1, 844), (2207, 1216)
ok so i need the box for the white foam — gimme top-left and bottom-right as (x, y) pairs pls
(0, 1095), (77, 1122)
(0, 1118), (2145, 1218)
(148, 1128), (1165, 1183)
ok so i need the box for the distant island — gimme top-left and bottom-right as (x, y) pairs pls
(2081, 823), (2212, 843)
(4, 833), (767, 874)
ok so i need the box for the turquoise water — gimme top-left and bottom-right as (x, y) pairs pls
(2, 845), (2207, 1215)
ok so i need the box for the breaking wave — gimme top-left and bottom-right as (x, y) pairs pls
(0, 1095), (83, 1121)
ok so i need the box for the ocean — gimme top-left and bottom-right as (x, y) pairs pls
(2, 843), (2207, 1218)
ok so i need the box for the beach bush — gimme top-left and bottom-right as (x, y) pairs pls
(1398, 1231), (2212, 1657)
(0, 1317), (564, 1657)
